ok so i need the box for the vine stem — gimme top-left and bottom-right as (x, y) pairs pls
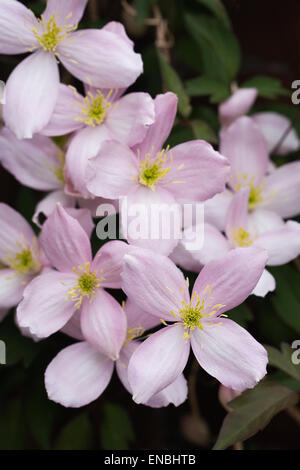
(88, 0), (99, 22)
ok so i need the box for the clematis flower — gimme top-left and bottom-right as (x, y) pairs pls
(0, 203), (45, 312)
(86, 92), (230, 254)
(220, 116), (300, 219)
(172, 188), (300, 297)
(0, 0), (143, 138)
(45, 297), (187, 408)
(121, 246), (268, 404)
(40, 83), (155, 197)
(17, 205), (129, 360)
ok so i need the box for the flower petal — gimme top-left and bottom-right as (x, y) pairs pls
(40, 84), (84, 136)
(105, 92), (155, 146)
(191, 319), (267, 391)
(0, 127), (63, 190)
(128, 325), (190, 404)
(220, 116), (269, 188)
(33, 190), (76, 228)
(16, 270), (78, 338)
(102, 21), (134, 48)
(0, 0), (38, 54)
(43, 0), (88, 25)
(92, 241), (130, 289)
(164, 140), (230, 202)
(192, 246), (268, 315)
(45, 341), (114, 407)
(204, 190), (232, 232)
(219, 88), (258, 127)
(146, 374), (188, 408)
(59, 28), (143, 88)
(255, 221), (300, 265)
(81, 290), (127, 360)
(252, 268), (275, 297)
(247, 209), (284, 236)
(3, 50), (59, 139)
(0, 268), (26, 309)
(252, 112), (300, 155)
(225, 188), (249, 239)
(61, 310), (84, 340)
(40, 204), (92, 273)
(124, 298), (161, 331)
(86, 140), (138, 199)
(122, 247), (189, 321)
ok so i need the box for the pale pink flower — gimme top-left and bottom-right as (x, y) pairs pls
(45, 297), (187, 408)
(121, 247), (268, 404)
(17, 205), (129, 360)
(86, 92), (230, 254)
(0, 0), (143, 138)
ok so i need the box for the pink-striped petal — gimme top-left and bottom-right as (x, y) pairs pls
(255, 221), (300, 265)
(204, 190), (232, 232)
(43, 0), (88, 26)
(0, 268), (26, 309)
(225, 188), (249, 239)
(33, 190), (76, 228)
(219, 88), (257, 127)
(146, 374), (188, 408)
(92, 241), (130, 289)
(252, 268), (275, 297)
(124, 298), (161, 331)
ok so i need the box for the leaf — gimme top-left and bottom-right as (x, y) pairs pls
(226, 303), (254, 328)
(190, 119), (217, 143)
(0, 398), (26, 449)
(196, 0), (231, 29)
(265, 343), (300, 382)
(213, 381), (299, 450)
(134, 0), (156, 23)
(185, 13), (240, 82)
(55, 413), (93, 450)
(268, 265), (300, 334)
(100, 402), (134, 450)
(242, 76), (289, 99)
(185, 76), (230, 102)
(157, 50), (192, 118)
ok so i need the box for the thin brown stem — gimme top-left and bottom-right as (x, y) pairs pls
(88, 0), (99, 22)
(287, 405), (300, 425)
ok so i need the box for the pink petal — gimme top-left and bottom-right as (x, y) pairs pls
(45, 341), (114, 407)
(164, 141), (230, 202)
(0, 127), (63, 190)
(263, 161), (300, 218)
(92, 241), (130, 289)
(105, 92), (155, 146)
(0, 203), (35, 262)
(225, 188), (249, 239)
(40, 84), (84, 136)
(0, 0), (38, 54)
(247, 209), (284, 236)
(0, 268), (26, 309)
(146, 374), (188, 408)
(122, 247), (189, 322)
(86, 141), (138, 199)
(81, 290), (127, 360)
(170, 242), (203, 273)
(191, 318), (267, 391)
(252, 112), (300, 155)
(121, 185), (182, 256)
(124, 298), (161, 331)
(40, 204), (92, 273)
(33, 190), (76, 228)
(61, 310), (84, 340)
(218, 88), (257, 127)
(65, 125), (110, 198)
(78, 196), (119, 218)
(128, 325), (190, 404)
(255, 221), (300, 265)
(204, 190), (232, 232)
(59, 28), (143, 88)
(220, 116), (269, 188)
(135, 92), (178, 157)
(16, 270), (78, 338)
(3, 50), (59, 139)
(192, 246), (268, 315)
(252, 268), (275, 297)
(64, 207), (94, 239)
(102, 21), (134, 48)
(43, 0), (88, 26)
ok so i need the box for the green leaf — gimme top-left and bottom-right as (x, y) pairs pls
(55, 413), (93, 450)
(185, 76), (230, 102)
(157, 50), (191, 118)
(242, 76), (289, 99)
(271, 371), (300, 392)
(266, 343), (300, 382)
(226, 303), (254, 328)
(0, 398), (26, 449)
(268, 265), (300, 334)
(185, 13), (240, 82)
(190, 119), (217, 143)
(166, 125), (194, 148)
(134, 0), (156, 23)
(213, 381), (298, 450)
(100, 402), (134, 450)
(196, 0), (231, 30)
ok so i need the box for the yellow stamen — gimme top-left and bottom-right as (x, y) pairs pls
(76, 90), (111, 127)
(67, 262), (102, 308)
(32, 14), (77, 53)
(137, 147), (172, 190)
(231, 227), (253, 247)
(124, 326), (145, 346)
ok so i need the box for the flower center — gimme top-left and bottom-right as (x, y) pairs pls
(32, 14), (76, 53)
(68, 262), (103, 308)
(137, 148), (172, 190)
(76, 91), (111, 127)
(248, 184), (263, 209)
(10, 248), (41, 275)
(124, 326), (145, 346)
(231, 227), (253, 247)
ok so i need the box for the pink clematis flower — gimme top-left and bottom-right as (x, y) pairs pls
(0, 0), (143, 138)
(40, 83), (155, 197)
(172, 188), (300, 297)
(121, 246), (268, 404)
(0, 203), (45, 313)
(86, 92), (230, 254)
(220, 116), (300, 219)
(45, 297), (187, 408)
(16, 205), (129, 360)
